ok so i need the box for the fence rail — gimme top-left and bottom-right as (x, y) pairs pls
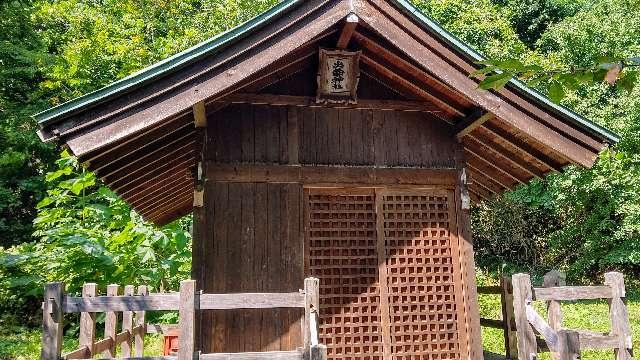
(478, 270), (634, 360)
(40, 278), (326, 360)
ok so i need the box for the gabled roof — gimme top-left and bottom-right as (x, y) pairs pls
(35, 0), (619, 225)
(35, 0), (618, 143)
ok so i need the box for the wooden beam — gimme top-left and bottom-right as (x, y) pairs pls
(464, 147), (525, 185)
(336, 13), (358, 49)
(360, 55), (462, 120)
(467, 167), (501, 195)
(456, 111), (494, 141)
(466, 133), (544, 179)
(217, 93), (441, 113)
(467, 161), (513, 193)
(193, 101), (207, 128)
(206, 164), (457, 186)
(468, 183), (490, 201)
(351, 31), (470, 114)
(481, 122), (564, 172)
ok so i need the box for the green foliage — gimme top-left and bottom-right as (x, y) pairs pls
(497, 0), (584, 48)
(0, 0), (57, 247)
(0, 151), (192, 324)
(414, 0), (528, 60)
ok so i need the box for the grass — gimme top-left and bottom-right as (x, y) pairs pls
(478, 290), (640, 359)
(0, 325), (164, 360)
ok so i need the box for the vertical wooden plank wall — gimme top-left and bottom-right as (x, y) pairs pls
(206, 104), (457, 168)
(197, 182), (304, 353)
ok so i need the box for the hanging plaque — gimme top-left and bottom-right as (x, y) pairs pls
(316, 48), (360, 104)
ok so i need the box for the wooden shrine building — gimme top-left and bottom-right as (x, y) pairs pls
(36, 1), (618, 359)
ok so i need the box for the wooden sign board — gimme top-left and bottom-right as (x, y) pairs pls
(316, 48), (360, 104)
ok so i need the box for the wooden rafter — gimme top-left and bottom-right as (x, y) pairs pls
(336, 13), (358, 49)
(216, 93), (441, 113)
(465, 156), (515, 191)
(464, 146), (526, 185)
(99, 133), (194, 181)
(465, 133), (544, 179)
(456, 111), (494, 141)
(467, 168), (500, 195)
(351, 31), (470, 113)
(481, 122), (564, 173)
(360, 55), (463, 121)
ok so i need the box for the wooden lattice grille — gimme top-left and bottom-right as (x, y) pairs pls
(380, 192), (461, 360)
(306, 189), (465, 360)
(307, 190), (385, 360)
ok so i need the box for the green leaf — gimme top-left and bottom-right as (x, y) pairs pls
(470, 66), (496, 78)
(548, 81), (565, 102)
(478, 72), (514, 90)
(36, 196), (53, 209)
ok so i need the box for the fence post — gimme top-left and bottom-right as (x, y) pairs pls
(543, 270), (565, 331)
(122, 285), (135, 357)
(557, 330), (581, 360)
(178, 280), (196, 360)
(303, 277), (320, 353)
(103, 284), (119, 358)
(604, 272), (633, 360)
(500, 276), (518, 359)
(512, 273), (537, 360)
(79, 283), (97, 357)
(135, 285), (148, 356)
(41, 282), (64, 360)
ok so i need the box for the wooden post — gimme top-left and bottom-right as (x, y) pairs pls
(41, 282), (64, 360)
(303, 277), (320, 353)
(544, 270), (565, 331)
(122, 284), (135, 357)
(557, 330), (581, 360)
(103, 284), (119, 358)
(135, 285), (148, 356)
(604, 272), (633, 360)
(79, 283), (97, 357)
(310, 344), (328, 360)
(512, 273), (537, 360)
(500, 276), (518, 359)
(178, 280), (196, 360)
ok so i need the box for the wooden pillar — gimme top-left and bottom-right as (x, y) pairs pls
(512, 273), (537, 360)
(79, 283), (97, 356)
(122, 284), (135, 357)
(135, 285), (148, 356)
(103, 284), (119, 358)
(179, 280), (197, 360)
(604, 272), (633, 360)
(500, 276), (518, 359)
(557, 330), (581, 360)
(543, 270), (565, 331)
(41, 282), (64, 360)
(303, 277), (320, 351)
(455, 148), (484, 359)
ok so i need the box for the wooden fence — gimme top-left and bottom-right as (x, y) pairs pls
(477, 276), (518, 359)
(41, 278), (326, 360)
(478, 271), (634, 360)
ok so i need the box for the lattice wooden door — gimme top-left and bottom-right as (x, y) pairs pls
(305, 188), (467, 360)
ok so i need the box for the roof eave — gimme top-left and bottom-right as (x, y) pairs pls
(389, 0), (620, 145)
(34, 0), (304, 127)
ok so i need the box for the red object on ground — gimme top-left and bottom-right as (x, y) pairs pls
(163, 330), (180, 356)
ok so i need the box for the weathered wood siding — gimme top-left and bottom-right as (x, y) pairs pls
(206, 104), (456, 168)
(194, 182), (304, 353)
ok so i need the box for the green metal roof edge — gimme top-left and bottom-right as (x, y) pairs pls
(389, 0), (620, 144)
(34, 0), (302, 126)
